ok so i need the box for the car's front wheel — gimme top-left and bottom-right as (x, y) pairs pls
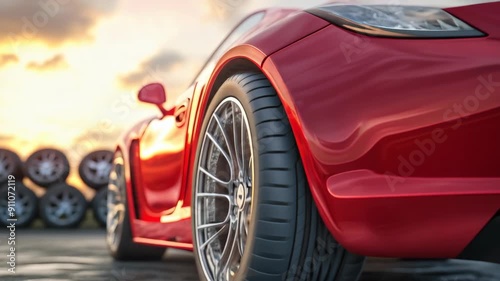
(192, 73), (365, 281)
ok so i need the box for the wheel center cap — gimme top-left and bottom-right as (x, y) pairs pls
(40, 161), (54, 176)
(235, 184), (246, 209)
(96, 162), (111, 177)
(60, 201), (71, 213)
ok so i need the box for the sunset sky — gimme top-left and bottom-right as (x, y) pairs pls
(0, 0), (479, 191)
(0, 0), (326, 190)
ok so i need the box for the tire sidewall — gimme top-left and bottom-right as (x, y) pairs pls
(192, 77), (263, 281)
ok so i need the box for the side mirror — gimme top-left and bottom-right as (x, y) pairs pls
(138, 83), (171, 115)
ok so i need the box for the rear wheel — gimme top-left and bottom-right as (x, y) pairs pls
(106, 150), (165, 260)
(192, 73), (365, 281)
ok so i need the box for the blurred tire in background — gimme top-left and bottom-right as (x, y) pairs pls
(91, 187), (108, 227)
(39, 183), (87, 228)
(79, 150), (113, 228)
(0, 148), (24, 183)
(25, 148), (70, 187)
(79, 150), (113, 189)
(0, 182), (38, 228)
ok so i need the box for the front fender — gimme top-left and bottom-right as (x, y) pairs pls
(261, 24), (500, 258)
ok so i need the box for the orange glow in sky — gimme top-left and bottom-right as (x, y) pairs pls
(0, 0), (325, 192)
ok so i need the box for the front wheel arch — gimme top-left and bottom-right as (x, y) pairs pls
(206, 58), (262, 107)
(202, 58), (336, 247)
(191, 72), (365, 281)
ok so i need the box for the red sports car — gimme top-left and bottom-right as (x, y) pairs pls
(106, 1), (500, 280)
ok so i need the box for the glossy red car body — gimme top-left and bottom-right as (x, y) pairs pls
(116, 2), (500, 261)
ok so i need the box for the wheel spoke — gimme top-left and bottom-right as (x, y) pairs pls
(46, 151), (56, 161)
(197, 206), (230, 230)
(206, 132), (233, 177)
(217, 222), (240, 281)
(87, 160), (98, 169)
(62, 191), (70, 202)
(200, 224), (229, 250)
(49, 196), (60, 205)
(198, 219), (230, 230)
(54, 207), (65, 217)
(104, 153), (113, 162)
(199, 166), (230, 185)
(236, 214), (245, 257)
(197, 193), (232, 202)
(212, 114), (236, 176)
(19, 195), (30, 204)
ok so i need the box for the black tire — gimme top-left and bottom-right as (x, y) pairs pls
(0, 148), (24, 184)
(39, 183), (87, 228)
(106, 150), (165, 260)
(25, 149), (70, 187)
(79, 150), (113, 189)
(192, 73), (365, 281)
(91, 187), (108, 228)
(0, 182), (38, 228)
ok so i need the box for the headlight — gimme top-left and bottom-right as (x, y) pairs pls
(308, 5), (485, 38)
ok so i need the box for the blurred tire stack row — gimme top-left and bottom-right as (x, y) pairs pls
(0, 148), (113, 229)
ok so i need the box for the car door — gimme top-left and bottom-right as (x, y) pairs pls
(137, 85), (194, 217)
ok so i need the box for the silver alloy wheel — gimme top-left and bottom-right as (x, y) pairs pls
(27, 150), (66, 184)
(45, 189), (85, 225)
(106, 154), (126, 252)
(195, 97), (254, 281)
(81, 151), (113, 186)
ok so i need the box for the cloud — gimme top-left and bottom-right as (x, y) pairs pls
(0, 135), (14, 142)
(0, 54), (19, 67)
(0, 0), (118, 47)
(69, 126), (121, 162)
(26, 54), (68, 71)
(203, 0), (249, 22)
(118, 50), (183, 89)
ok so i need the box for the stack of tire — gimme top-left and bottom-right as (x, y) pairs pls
(25, 148), (88, 228)
(0, 149), (37, 228)
(79, 150), (113, 228)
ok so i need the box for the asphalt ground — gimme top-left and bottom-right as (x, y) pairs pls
(0, 229), (499, 281)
